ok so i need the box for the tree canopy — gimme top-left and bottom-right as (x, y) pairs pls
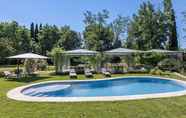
(127, 2), (166, 50)
(126, 0), (178, 51)
(83, 10), (128, 51)
(57, 26), (82, 50)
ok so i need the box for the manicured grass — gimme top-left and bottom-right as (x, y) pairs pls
(0, 65), (55, 72)
(0, 65), (17, 71)
(1, 72), (186, 118)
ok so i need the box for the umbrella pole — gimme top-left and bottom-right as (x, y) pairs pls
(17, 59), (20, 78)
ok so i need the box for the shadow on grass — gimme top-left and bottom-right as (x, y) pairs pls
(49, 72), (59, 76)
(6, 76), (50, 83)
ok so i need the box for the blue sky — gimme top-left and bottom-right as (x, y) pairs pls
(0, 0), (185, 48)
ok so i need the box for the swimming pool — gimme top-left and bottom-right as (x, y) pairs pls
(7, 76), (186, 102)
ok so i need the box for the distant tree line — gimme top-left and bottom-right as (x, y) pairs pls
(0, 0), (180, 64)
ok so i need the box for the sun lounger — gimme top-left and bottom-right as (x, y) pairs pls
(128, 66), (147, 73)
(101, 68), (111, 77)
(84, 68), (93, 78)
(69, 69), (77, 79)
(3, 71), (17, 79)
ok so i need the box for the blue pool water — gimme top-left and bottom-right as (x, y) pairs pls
(22, 77), (186, 97)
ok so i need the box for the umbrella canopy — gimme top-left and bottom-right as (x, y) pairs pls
(145, 49), (183, 54)
(105, 48), (142, 56)
(62, 49), (98, 56)
(7, 53), (48, 59)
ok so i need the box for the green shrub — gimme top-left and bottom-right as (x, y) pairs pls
(0, 71), (4, 77)
(158, 58), (182, 72)
(140, 53), (166, 66)
(150, 68), (163, 75)
(162, 71), (171, 75)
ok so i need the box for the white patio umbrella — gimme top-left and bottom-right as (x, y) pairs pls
(8, 53), (48, 59)
(104, 48), (142, 56)
(145, 49), (184, 56)
(7, 53), (48, 78)
(62, 49), (98, 56)
(145, 49), (184, 64)
(145, 49), (181, 53)
(104, 48), (143, 68)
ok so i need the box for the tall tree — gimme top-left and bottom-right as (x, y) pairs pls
(30, 22), (35, 52)
(0, 38), (15, 64)
(0, 21), (31, 64)
(127, 1), (166, 50)
(35, 24), (39, 42)
(57, 26), (82, 50)
(110, 15), (129, 48)
(16, 27), (31, 53)
(183, 12), (186, 40)
(84, 24), (113, 51)
(164, 0), (178, 50)
(83, 10), (114, 51)
(39, 23), (43, 30)
(30, 22), (35, 40)
(38, 24), (60, 55)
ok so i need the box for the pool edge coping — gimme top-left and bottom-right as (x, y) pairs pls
(7, 76), (186, 102)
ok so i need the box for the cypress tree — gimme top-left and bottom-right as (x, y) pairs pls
(164, 0), (178, 50)
(35, 24), (39, 42)
(30, 22), (35, 40)
(39, 23), (43, 30)
(170, 9), (178, 50)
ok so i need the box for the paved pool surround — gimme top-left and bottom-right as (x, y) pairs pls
(7, 76), (186, 102)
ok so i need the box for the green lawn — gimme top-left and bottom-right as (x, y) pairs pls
(0, 65), (17, 71)
(1, 72), (186, 118)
